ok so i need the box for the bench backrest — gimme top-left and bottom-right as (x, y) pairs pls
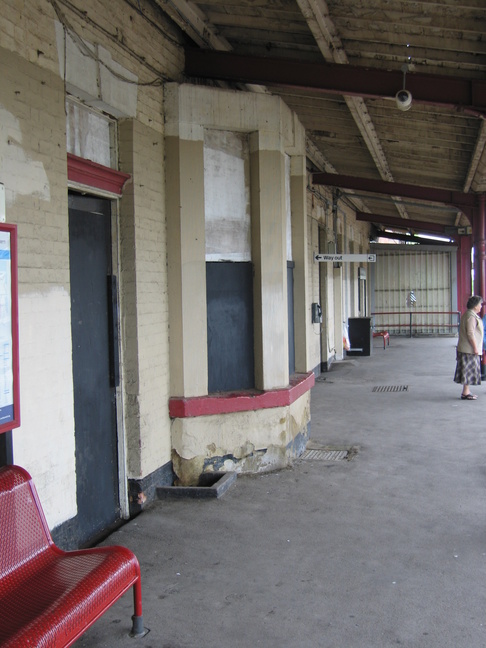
(0, 465), (52, 583)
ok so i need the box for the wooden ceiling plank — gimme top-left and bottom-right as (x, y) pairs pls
(206, 14), (313, 32)
(326, 0), (486, 8)
(196, 0), (298, 7)
(156, 0), (233, 48)
(203, 6), (308, 21)
(344, 42), (486, 70)
(159, 0), (485, 223)
(328, 8), (485, 34)
(215, 27), (318, 45)
(330, 18), (486, 59)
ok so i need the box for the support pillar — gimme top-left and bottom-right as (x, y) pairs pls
(472, 195), (486, 379)
(250, 131), (288, 391)
(165, 129), (208, 398)
(456, 234), (472, 310)
(290, 155), (310, 373)
(473, 195), (486, 301)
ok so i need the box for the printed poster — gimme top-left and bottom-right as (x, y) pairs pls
(0, 231), (13, 425)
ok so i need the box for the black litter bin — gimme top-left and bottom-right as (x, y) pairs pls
(347, 317), (372, 356)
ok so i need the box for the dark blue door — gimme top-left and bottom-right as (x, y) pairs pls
(69, 193), (119, 547)
(207, 261), (254, 392)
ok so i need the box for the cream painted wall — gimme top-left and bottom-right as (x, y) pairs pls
(0, 47), (76, 526)
(165, 134), (208, 398)
(119, 118), (170, 479)
(250, 142), (289, 390)
(0, 0), (180, 530)
(165, 84), (311, 482)
(165, 84), (307, 395)
(0, 0), (373, 525)
(308, 217), (322, 365)
(56, 4), (173, 480)
(290, 155), (309, 373)
(204, 130), (251, 262)
(15, 290), (77, 528)
(305, 179), (372, 369)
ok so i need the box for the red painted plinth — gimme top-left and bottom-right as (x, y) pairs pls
(169, 372), (315, 418)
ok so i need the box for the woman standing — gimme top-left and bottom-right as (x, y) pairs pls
(454, 295), (484, 400)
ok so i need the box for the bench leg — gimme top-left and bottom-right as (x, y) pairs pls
(373, 332), (389, 350)
(130, 615), (146, 638)
(130, 577), (149, 638)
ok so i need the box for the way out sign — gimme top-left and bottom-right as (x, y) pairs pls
(314, 253), (376, 263)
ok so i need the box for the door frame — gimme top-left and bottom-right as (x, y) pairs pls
(110, 206), (129, 520)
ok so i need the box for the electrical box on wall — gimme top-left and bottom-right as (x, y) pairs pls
(311, 302), (322, 323)
(0, 184), (5, 223)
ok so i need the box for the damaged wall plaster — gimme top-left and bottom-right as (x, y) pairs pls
(171, 392), (311, 485)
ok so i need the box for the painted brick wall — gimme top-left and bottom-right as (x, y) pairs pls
(119, 118), (171, 479)
(0, 0), (181, 526)
(0, 0), (371, 529)
(1, 1), (60, 77)
(0, 45), (76, 528)
(305, 177), (372, 368)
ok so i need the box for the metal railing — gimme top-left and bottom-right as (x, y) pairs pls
(371, 311), (461, 338)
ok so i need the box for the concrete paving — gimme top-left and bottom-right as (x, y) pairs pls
(77, 335), (486, 648)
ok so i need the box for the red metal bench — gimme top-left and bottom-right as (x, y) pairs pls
(0, 464), (147, 647)
(373, 330), (390, 349)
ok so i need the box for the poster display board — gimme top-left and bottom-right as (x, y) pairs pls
(0, 224), (19, 434)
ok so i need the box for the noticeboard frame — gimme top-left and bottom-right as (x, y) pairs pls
(0, 224), (20, 435)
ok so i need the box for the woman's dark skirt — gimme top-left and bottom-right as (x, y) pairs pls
(454, 351), (481, 385)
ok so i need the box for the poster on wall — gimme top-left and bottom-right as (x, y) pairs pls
(0, 224), (19, 434)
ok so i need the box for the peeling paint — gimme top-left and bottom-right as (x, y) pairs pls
(171, 391), (312, 485)
(173, 422), (310, 486)
(0, 105), (50, 204)
(172, 450), (205, 486)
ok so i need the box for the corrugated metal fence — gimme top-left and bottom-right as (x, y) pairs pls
(372, 247), (458, 335)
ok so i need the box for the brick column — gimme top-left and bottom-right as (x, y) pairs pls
(250, 131), (288, 390)
(165, 128), (208, 398)
(290, 155), (310, 372)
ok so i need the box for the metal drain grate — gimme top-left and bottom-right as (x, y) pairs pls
(300, 449), (349, 461)
(372, 385), (409, 393)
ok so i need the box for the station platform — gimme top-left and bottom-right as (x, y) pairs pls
(78, 335), (486, 648)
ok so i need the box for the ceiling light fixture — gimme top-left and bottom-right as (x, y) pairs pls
(395, 63), (412, 112)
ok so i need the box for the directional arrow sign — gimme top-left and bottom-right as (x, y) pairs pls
(315, 253), (376, 262)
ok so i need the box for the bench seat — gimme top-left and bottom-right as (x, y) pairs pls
(0, 465), (146, 647)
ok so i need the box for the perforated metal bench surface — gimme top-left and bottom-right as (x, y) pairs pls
(0, 465), (146, 647)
